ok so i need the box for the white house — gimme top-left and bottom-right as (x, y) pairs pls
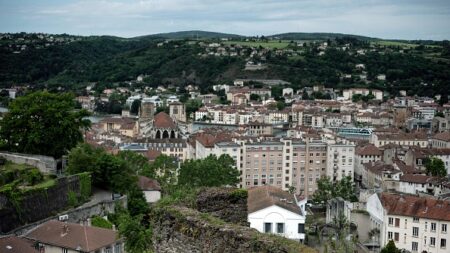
(137, 176), (161, 203)
(247, 186), (306, 242)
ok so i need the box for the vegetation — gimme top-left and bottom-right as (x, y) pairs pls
(1, 34), (449, 99)
(380, 240), (401, 253)
(312, 176), (357, 204)
(178, 154), (240, 188)
(0, 91), (91, 158)
(424, 157), (447, 177)
(91, 215), (113, 229)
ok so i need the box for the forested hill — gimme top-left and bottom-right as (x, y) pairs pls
(0, 32), (449, 98)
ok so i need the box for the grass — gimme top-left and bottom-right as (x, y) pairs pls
(223, 40), (291, 49)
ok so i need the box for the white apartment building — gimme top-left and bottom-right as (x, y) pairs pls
(367, 193), (450, 253)
(327, 141), (355, 182)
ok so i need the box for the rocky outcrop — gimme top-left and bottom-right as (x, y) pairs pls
(196, 187), (248, 226)
(151, 206), (317, 253)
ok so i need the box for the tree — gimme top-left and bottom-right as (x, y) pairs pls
(424, 157), (447, 177)
(117, 212), (152, 253)
(0, 91), (91, 158)
(250, 93), (260, 101)
(130, 99), (141, 115)
(312, 176), (357, 204)
(380, 240), (401, 253)
(146, 154), (177, 192)
(178, 154), (239, 188)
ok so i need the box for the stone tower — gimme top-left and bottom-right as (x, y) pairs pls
(139, 101), (155, 121)
(169, 102), (186, 123)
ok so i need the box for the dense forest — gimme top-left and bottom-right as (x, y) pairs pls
(1, 32), (449, 98)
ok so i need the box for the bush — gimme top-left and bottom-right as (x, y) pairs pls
(91, 215), (113, 229)
(22, 168), (44, 185)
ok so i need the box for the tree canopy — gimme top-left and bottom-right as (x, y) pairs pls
(178, 154), (239, 188)
(380, 240), (401, 253)
(312, 176), (357, 204)
(424, 157), (447, 177)
(0, 91), (91, 158)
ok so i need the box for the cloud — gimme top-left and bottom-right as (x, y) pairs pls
(0, 0), (449, 39)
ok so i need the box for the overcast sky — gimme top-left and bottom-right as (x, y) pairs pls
(1, 0), (449, 40)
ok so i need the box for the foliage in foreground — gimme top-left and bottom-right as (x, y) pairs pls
(0, 91), (91, 158)
(312, 176), (358, 204)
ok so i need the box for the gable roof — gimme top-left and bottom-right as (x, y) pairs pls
(248, 185), (302, 216)
(0, 236), (38, 253)
(356, 144), (382, 156)
(380, 193), (450, 221)
(433, 131), (450, 142)
(137, 176), (161, 191)
(25, 220), (119, 252)
(153, 112), (176, 129)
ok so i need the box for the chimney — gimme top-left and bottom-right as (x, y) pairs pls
(87, 218), (91, 227)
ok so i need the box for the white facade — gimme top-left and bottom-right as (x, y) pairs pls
(248, 205), (306, 242)
(327, 143), (355, 182)
(143, 190), (161, 203)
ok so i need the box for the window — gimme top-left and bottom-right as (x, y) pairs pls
(413, 217), (419, 222)
(277, 223), (285, 233)
(388, 217), (394, 226)
(441, 239), (447, 248)
(264, 222), (272, 233)
(394, 233), (399, 242)
(388, 232), (393, 240)
(412, 242), (418, 252)
(105, 247), (112, 253)
(395, 218), (400, 227)
(430, 237), (436, 247)
(114, 244), (122, 253)
(298, 223), (305, 233)
(412, 227), (419, 237)
(62, 249), (68, 253)
(431, 222), (436, 232)
(443, 224), (447, 233)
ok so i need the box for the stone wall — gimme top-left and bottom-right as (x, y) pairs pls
(195, 187), (248, 226)
(11, 195), (127, 236)
(0, 174), (86, 233)
(151, 206), (317, 253)
(0, 152), (57, 174)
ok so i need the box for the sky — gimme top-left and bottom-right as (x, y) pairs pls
(1, 0), (450, 40)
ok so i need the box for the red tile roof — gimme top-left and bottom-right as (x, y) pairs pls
(248, 185), (302, 215)
(380, 193), (450, 221)
(356, 144), (382, 156)
(433, 131), (450, 142)
(153, 112), (176, 129)
(0, 236), (38, 253)
(137, 176), (161, 191)
(25, 220), (120, 252)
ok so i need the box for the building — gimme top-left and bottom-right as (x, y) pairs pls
(0, 236), (39, 253)
(25, 220), (124, 253)
(241, 139), (327, 197)
(169, 102), (186, 123)
(137, 176), (161, 203)
(148, 112), (180, 139)
(355, 144), (382, 183)
(139, 101), (155, 120)
(326, 141), (355, 182)
(371, 132), (428, 148)
(99, 117), (139, 138)
(430, 132), (450, 149)
(366, 193), (450, 253)
(247, 186), (306, 242)
(343, 88), (383, 100)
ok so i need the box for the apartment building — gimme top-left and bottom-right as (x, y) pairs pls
(327, 141), (355, 182)
(241, 139), (327, 197)
(367, 193), (450, 253)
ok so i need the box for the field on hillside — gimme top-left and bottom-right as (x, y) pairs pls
(223, 40), (290, 49)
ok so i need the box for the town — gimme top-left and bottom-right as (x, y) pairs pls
(1, 4), (450, 252)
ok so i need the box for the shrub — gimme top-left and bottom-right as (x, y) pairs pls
(91, 215), (113, 229)
(22, 168), (44, 185)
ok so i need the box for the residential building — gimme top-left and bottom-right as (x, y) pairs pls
(137, 176), (161, 203)
(430, 132), (450, 149)
(25, 220), (124, 253)
(326, 141), (355, 182)
(0, 236), (38, 253)
(367, 193), (450, 253)
(247, 186), (306, 242)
